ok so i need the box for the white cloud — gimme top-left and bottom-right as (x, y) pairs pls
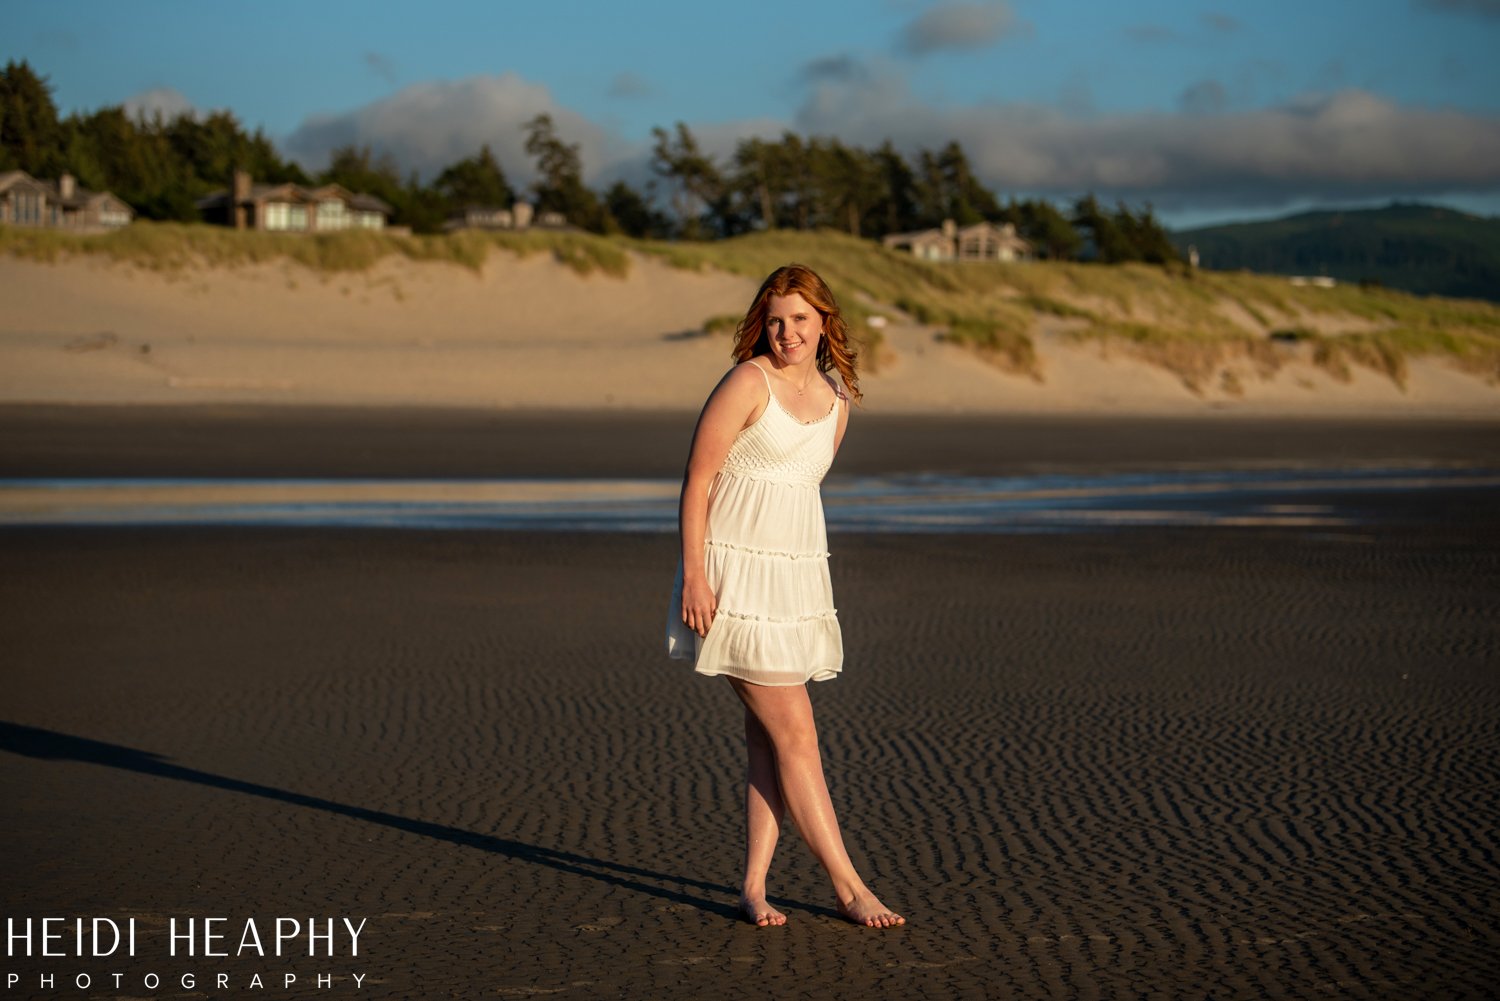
(274, 66), (1500, 218)
(793, 80), (1500, 211)
(121, 87), (195, 122)
(283, 73), (624, 183)
(276, 71), (794, 201)
(897, 1), (1026, 56)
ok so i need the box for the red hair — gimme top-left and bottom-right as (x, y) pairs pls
(732, 264), (862, 404)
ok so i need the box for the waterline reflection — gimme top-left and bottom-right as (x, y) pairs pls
(2, 465), (1495, 533)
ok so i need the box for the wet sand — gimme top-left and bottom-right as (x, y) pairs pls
(4, 404), (1499, 478)
(2, 412), (1499, 999)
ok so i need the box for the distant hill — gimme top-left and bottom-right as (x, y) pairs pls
(1172, 203), (1500, 302)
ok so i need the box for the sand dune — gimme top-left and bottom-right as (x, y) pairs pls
(3, 251), (1496, 415)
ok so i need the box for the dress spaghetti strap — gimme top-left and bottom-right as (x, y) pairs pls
(750, 359), (773, 393)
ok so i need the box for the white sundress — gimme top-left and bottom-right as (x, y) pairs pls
(666, 361), (846, 686)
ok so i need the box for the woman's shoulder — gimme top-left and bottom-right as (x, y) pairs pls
(706, 357), (770, 409)
(697, 358), (772, 432)
(727, 357), (773, 389)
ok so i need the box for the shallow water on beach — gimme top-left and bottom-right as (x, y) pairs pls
(2, 464), (1496, 532)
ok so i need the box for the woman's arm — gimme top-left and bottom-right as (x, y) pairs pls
(679, 363), (764, 638)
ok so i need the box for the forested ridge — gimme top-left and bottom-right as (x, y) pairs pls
(1175, 204), (1500, 302)
(9, 60), (1496, 302)
(0, 61), (1176, 263)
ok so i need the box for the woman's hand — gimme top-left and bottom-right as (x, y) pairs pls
(681, 575), (718, 638)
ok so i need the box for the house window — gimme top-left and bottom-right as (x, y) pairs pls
(262, 202), (308, 231)
(17, 191), (41, 224)
(316, 199), (350, 230)
(356, 211), (383, 230)
(264, 202), (291, 230)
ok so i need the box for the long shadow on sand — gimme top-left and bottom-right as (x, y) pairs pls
(1, 721), (752, 920)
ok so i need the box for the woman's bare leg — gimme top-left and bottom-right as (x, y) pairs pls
(728, 678), (905, 928)
(740, 709), (787, 926)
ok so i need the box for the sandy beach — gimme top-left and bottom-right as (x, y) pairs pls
(3, 405), (1499, 999)
(3, 246), (1499, 998)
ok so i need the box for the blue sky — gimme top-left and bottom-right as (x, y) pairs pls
(8, 0), (1500, 227)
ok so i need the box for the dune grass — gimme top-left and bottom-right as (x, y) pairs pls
(643, 230), (1500, 388)
(940, 317), (1041, 379)
(0, 220), (630, 277)
(1064, 322), (1285, 394)
(6, 222), (1498, 389)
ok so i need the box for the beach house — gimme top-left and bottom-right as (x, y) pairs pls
(883, 219), (1033, 262)
(196, 170), (393, 232)
(0, 170), (134, 230)
(442, 201), (569, 232)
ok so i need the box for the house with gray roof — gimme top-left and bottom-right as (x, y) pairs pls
(442, 201), (569, 232)
(0, 171), (134, 230)
(883, 219), (1032, 263)
(196, 170), (393, 232)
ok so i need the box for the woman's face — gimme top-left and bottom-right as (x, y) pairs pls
(764, 292), (823, 368)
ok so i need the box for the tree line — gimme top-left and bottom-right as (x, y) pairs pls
(1, 60), (1179, 264)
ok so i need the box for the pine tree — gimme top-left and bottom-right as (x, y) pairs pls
(433, 144), (514, 209)
(603, 179), (669, 238)
(0, 60), (64, 174)
(523, 113), (606, 232)
(650, 122), (724, 239)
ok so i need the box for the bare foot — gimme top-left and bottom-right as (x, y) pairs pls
(739, 894), (787, 927)
(837, 891), (905, 929)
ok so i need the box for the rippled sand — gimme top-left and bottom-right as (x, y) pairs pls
(3, 487), (1497, 998)
(2, 411), (1497, 998)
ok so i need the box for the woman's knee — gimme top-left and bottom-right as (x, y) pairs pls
(732, 681), (821, 757)
(770, 726), (821, 763)
(756, 708), (821, 759)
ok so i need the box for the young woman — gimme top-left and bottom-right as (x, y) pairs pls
(667, 264), (904, 929)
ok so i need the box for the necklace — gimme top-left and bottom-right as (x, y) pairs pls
(781, 367), (818, 396)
